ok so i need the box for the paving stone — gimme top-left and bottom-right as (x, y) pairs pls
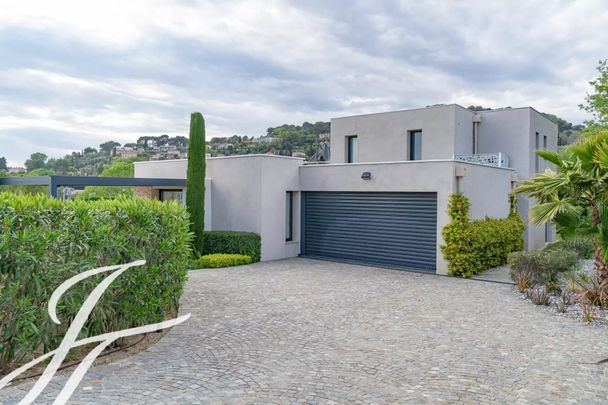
(1, 258), (608, 403)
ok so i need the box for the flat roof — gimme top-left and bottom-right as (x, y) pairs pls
(330, 103), (557, 125)
(301, 159), (515, 171)
(331, 103), (461, 120)
(134, 154), (305, 165)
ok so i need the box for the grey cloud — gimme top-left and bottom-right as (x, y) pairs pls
(0, 0), (606, 165)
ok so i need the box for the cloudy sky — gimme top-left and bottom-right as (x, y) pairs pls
(0, 0), (607, 166)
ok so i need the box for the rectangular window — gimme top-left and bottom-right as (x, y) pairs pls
(409, 130), (422, 160)
(535, 132), (540, 172)
(346, 135), (358, 163)
(543, 135), (548, 171)
(159, 189), (183, 204)
(285, 191), (293, 241)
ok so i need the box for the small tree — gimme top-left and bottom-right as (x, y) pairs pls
(99, 141), (121, 155)
(580, 60), (608, 129)
(186, 112), (206, 254)
(24, 152), (48, 172)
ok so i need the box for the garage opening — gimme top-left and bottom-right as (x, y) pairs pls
(301, 192), (437, 272)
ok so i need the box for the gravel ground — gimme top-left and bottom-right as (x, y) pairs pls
(515, 259), (608, 328)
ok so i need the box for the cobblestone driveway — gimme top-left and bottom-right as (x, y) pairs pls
(3, 258), (608, 404)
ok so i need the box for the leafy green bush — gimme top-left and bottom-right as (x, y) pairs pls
(196, 253), (252, 269)
(441, 193), (525, 277)
(544, 238), (594, 259)
(0, 192), (192, 375)
(508, 249), (579, 286)
(202, 231), (261, 262)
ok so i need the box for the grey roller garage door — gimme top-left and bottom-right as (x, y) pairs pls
(302, 192), (437, 272)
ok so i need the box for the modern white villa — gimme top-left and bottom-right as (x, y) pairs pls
(134, 104), (558, 275)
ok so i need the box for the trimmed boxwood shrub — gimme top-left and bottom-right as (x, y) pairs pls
(441, 193), (525, 277)
(202, 231), (261, 262)
(0, 192), (192, 375)
(197, 253), (252, 268)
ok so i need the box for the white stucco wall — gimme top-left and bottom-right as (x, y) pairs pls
(527, 109), (559, 248)
(135, 155), (304, 261)
(136, 156), (516, 275)
(135, 159), (188, 179)
(457, 163), (514, 220)
(454, 106), (475, 155)
(476, 107), (558, 249)
(330, 105), (461, 164)
(476, 108), (533, 175)
(259, 156), (303, 260)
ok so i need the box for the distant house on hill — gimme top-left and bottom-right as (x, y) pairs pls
(113, 146), (144, 159)
(150, 144), (187, 160)
(252, 136), (275, 143)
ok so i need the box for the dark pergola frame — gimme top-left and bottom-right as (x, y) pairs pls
(0, 176), (186, 198)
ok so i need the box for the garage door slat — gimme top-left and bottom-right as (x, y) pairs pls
(302, 191), (437, 272)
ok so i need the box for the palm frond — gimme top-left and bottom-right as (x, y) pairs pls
(536, 150), (565, 168)
(515, 170), (569, 202)
(529, 199), (579, 226)
(592, 139), (608, 168)
(553, 210), (595, 238)
(570, 139), (596, 168)
(594, 202), (608, 261)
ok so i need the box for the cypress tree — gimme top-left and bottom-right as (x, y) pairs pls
(186, 112), (206, 254)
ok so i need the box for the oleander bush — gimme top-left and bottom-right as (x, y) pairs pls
(441, 193), (525, 278)
(0, 192), (192, 375)
(196, 253), (252, 269)
(202, 231), (261, 262)
(508, 249), (579, 287)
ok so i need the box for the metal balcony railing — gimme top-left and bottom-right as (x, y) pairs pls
(453, 153), (509, 168)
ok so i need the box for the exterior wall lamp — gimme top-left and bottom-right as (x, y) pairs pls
(361, 172), (372, 180)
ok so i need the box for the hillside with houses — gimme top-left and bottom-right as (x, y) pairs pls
(0, 113), (582, 177)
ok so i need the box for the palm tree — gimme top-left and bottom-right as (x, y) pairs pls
(515, 130), (608, 305)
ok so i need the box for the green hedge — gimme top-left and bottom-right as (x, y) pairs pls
(0, 193), (192, 375)
(441, 193), (525, 277)
(196, 253), (252, 268)
(202, 231), (261, 262)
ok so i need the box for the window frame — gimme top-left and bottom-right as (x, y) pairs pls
(346, 135), (358, 163)
(535, 132), (540, 172)
(159, 189), (183, 203)
(408, 130), (422, 161)
(285, 191), (294, 242)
